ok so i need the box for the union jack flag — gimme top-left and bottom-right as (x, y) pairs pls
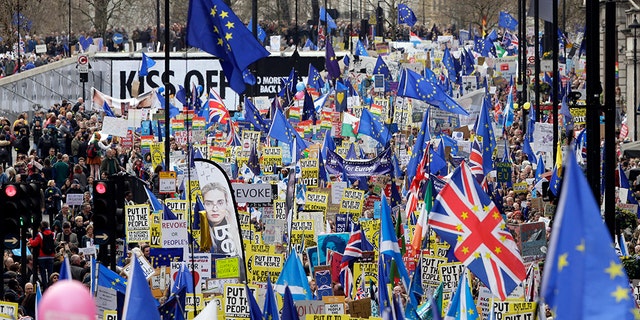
(429, 161), (526, 300)
(208, 88), (230, 124)
(339, 223), (373, 298)
(405, 141), (431, 220)
(468, 137), (484, 183)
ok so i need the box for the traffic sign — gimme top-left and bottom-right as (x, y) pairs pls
(113, 33), (123, 45)
(527, 56), (535, 64)
(4, 235), (19, 249)
(78, 55), (89, 73)
(94, 232), (109, 245)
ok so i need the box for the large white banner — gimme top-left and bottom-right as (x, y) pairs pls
(110, 57), (240, 110)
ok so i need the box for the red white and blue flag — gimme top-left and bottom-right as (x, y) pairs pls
(339, 223), (373, 298)
(208, 88), (230, 124)
(429, 161), (526, 300)
(468, 137), (484, 183)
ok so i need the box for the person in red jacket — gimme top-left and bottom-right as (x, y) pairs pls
(28, 221), (56, 289)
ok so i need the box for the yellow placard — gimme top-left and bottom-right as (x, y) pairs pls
(215, 256), (240, 279)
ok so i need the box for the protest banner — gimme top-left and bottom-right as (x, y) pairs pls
(0, 302), (18, 319)
(301, 158), (320, 187)
(223, 284), (256, 319)
(360, 219), (380, 251)
(339, 188), (365, 223)
(438, 261), (466, 302)
(513, 181), (528, 194)
(242, 130), (261, 146)
(149, 211), (162, 248)
(290, 220), (315, 247)
(261, 146), (283, 174)
(170, 253), (211, 293)
(323, 296), (346, 314)
(305, 191), (329, 213)
(347, 298), (371, 318)
(185, 293), (204, 312)
(295, 301), (326, 319)
(305, 315), (350, 320)
(421, 254), (447, 292)
(122, 255), (156, 280)
(298, 211), (325, 242)
(66, 193), (84, 206)
(125, 204), (150, 243)
(165, 199), (188, 220)
(160, 219), (188, 248)
(215, 256), (241, 279)
(262, 218), (285, 245)
(317, 233), (349, 265)
(246, 252), (283, 283)
(519, 222), (547, 260)
(274, 200), (287, 220)
(231, 183), (274, 204)
(353, 262), (378, 298)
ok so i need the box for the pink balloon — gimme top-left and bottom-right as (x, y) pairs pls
(38, 280), (96, 320)
(295, 90), (305, 100)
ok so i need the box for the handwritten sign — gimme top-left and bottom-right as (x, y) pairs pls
(215, 256), (240, 279)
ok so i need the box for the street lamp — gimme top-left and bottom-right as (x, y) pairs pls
(630, 15), (640, 141)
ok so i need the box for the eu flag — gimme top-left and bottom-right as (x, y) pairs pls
(373, 55), (391, 82)
(541, 149), (636, 319)
(246, 18), (267, 43)
(186, 0), (270, 94)
(475, 86), (496, 175)
(397, 68), (469, 116)
(498, 11), (518, 30)
(139, 52), (156, 77)
(308, 63), (325, 90)
(97, 263), (127, 294)
(355, 40), (369, 56)
(244, 97), (268, 132)
(358, 108), (390, 145)
(397, 4), (417, 27)
(325, 39), (341, 80)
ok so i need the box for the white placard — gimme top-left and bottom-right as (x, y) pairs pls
(101, 116), (129, 137)
(122, 255), (156, 280)
(66, 193), (84, 206)
(270, 36), (281, 52)
(161, 220), (189, 248)
(171, 253), (211, 293)
(36, 44), (47, 54)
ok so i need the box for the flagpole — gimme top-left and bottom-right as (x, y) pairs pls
(186, 94), (199, 316)
(163, 0), (171, 172)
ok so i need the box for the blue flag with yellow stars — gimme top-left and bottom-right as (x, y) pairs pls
(186, 0), (270, 94)
(358, 108), (391, 145)
(397, 4), (417, 26)
(397, 68), (469, 116)
(244, 97), (268, 132)
(373, 55), (391, 82)
(549, 144), (563, 196)
(97, 263), (127, 294)
(541, 148), (636, 320)
(325, 39), (341, 81)
(308, 63), (325, 91)
(498, 11), (518, 30)
(475, 83), (496, 175)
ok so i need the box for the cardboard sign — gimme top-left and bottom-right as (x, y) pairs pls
(339, 188), (365, 223)
(224, 284), (255, 319)
(305, 191), (329, 213)
(421, 254), (447, 292)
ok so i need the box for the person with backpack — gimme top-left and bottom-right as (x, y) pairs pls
(87, 133), (108, 180)
(28, 221), (56, 289)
